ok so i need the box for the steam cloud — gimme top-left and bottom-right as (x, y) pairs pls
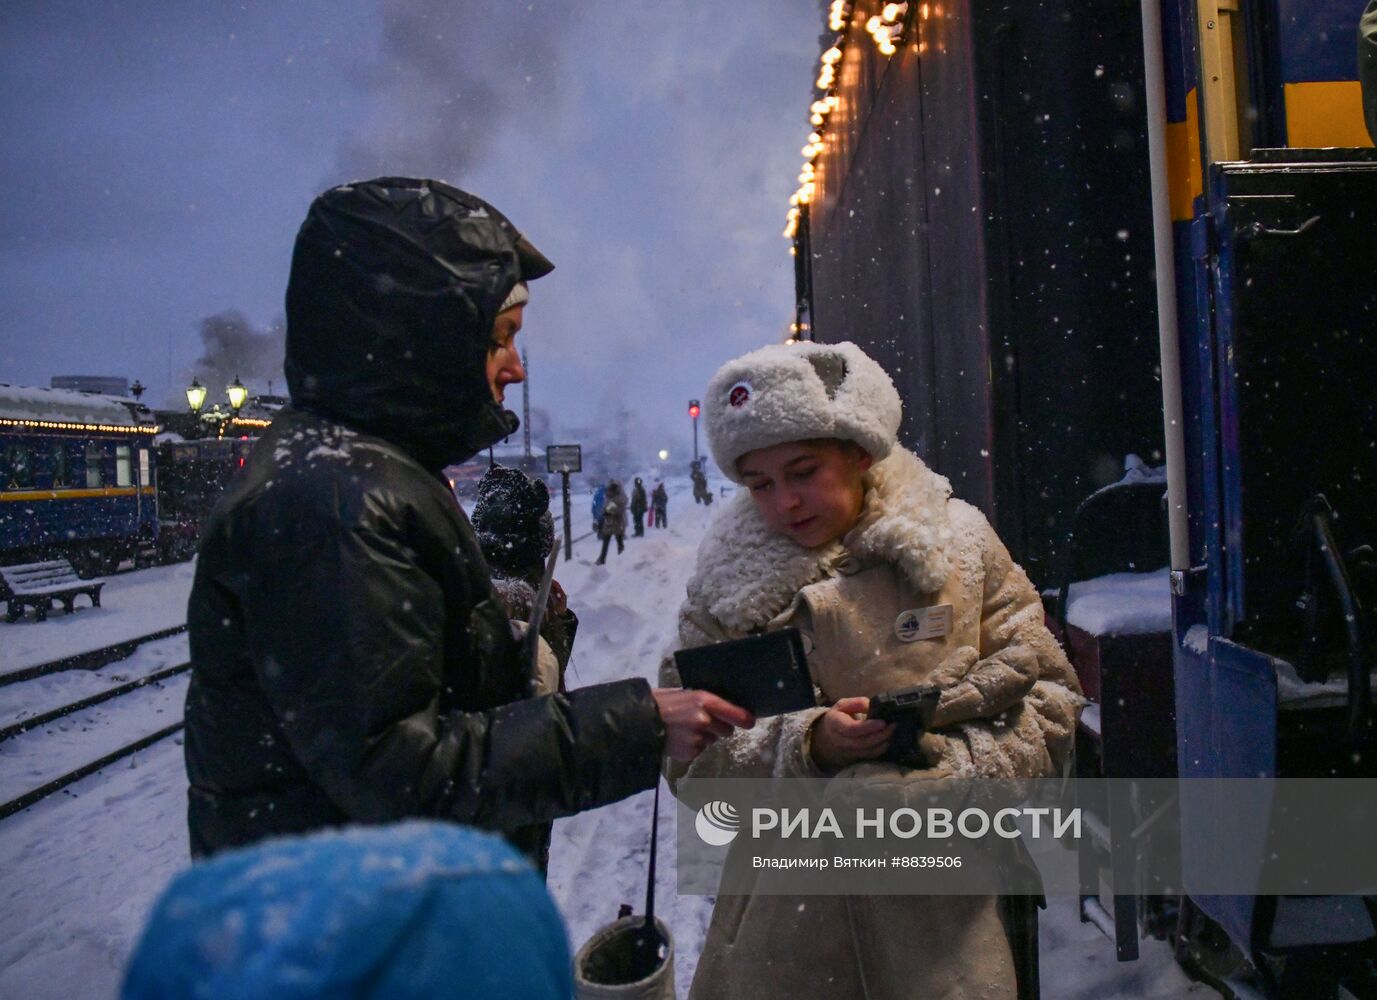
(189, 311), (286, 397)
(332, 1), (578, 183)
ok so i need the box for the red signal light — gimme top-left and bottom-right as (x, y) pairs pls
(688, 401), (700, 419)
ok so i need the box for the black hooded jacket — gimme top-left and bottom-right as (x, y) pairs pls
(184, 179), (664, 863)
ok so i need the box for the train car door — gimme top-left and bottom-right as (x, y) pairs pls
(1191, 147), (1377, 987)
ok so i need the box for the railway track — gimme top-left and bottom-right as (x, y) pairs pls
(0, 721), (184, 821)
(0, 662), (190, 743)
(0, 624), (188, 687)
(0, 528), (604, 821)
(0, 629), (190, 820)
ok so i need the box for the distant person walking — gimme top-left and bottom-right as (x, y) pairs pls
(630, 477), (648, 537)
(595, 480), (627, 565)
(591, 482), (607, 533)
(651, 481), (668, 529)
(691, 460), (713, 505)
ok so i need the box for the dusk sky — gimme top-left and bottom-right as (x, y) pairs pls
(0, 1), (820, 465)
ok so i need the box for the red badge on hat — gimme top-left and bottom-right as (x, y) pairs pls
(729, 381), (752, 407)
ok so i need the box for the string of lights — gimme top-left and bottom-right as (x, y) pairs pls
(783, 2), (918, 243)
(0, 417), (161, 435)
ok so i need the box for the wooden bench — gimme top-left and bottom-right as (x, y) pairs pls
(1, 560), (105, 622)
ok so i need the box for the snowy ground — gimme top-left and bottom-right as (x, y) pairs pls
(0, 476), (1210, 998)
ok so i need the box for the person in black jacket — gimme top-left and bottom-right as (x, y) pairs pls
(630, 477), (648, 537)
(183, 178), (751, 867)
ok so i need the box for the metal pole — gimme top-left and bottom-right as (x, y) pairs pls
(522, 349), (532, 461)
(561, 470), (573, 561)
(1139, 0), (1191, 573)
(692, 417), (699, 463)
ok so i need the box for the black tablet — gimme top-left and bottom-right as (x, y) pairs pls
(673, 627), (816, 717)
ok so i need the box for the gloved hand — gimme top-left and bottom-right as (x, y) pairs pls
(927, 645), (1039, 728)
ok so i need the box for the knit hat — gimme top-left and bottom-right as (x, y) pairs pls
(472, 465), (555, 579)
(704, 340), (902, 483)
(498, 281), (530, 314)
(122, 822), (571, 1000)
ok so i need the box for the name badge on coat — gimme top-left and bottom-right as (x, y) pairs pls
(894, 604), (953, 642)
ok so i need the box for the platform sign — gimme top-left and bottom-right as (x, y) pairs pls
(546, 444), (582, 474)
(546, 444), (582, 559)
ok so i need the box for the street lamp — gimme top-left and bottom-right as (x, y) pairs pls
(226, 376), (248, 413)
(186, 378), (207, 414)
(688, 399), (701, 463)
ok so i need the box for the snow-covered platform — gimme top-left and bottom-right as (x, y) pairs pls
(0, 480), (1207, 998)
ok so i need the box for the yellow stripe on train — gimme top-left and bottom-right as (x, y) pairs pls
(1167, 87), (1205, 222)
(1285, 81), (1374, 149)
(0, 486), (156, 502)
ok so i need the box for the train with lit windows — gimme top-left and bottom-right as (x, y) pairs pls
(0, 384), (266, 573)
(788, 1), (1374, 996)
(0, 384), (161, 574)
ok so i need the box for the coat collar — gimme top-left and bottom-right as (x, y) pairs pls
(684, 446), (954, 635)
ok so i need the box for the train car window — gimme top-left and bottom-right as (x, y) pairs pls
(5, 444), (35, 489)
(116, 444), (133, 487)
(86, 441), (104, 488)
(51, 442), (70, 487)
(139, 448), (151, 487)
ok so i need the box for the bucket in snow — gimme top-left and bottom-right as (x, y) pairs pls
(573, 914), (675, 999)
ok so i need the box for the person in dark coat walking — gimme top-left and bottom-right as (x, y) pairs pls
(630, 477), (648, 537)
(651, 481), (668, 529)
(691, 460), (713, 505)
(591, 482), (606, 533)
(595, 480), (627, 565)
(183, 178), (751, 868)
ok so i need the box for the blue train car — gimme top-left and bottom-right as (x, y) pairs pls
(791, 0), (1374, 995)
(1160, 2), (1377, 994)
(0, 384), (161, 575)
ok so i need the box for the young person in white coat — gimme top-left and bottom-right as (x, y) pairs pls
(661, 340), (1084, 1000)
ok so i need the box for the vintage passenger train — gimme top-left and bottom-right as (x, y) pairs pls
(0, 385), (161, 575)
(790, 0), (1374, 996)
(0, 385), (258, 573)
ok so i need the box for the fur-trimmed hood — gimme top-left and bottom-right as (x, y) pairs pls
(684, 446), (956, 635)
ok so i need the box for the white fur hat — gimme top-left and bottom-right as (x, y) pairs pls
(704, 340), (902, 482)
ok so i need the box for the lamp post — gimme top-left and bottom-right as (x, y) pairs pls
(226, 376), (248, 413)
(186, 378), (207, 415)
(688, 399), (700, 463)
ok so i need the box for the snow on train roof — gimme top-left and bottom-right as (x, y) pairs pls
(0, 383), (155, 427)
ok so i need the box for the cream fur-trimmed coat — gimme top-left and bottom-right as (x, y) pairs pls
(660, 446), (1084, 1000)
